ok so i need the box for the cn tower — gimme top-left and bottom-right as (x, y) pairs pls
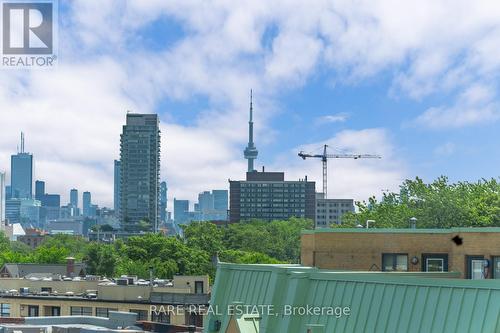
(243, 90), (258, 172)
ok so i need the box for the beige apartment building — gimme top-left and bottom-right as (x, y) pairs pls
(0, 274), (210, 327)
(301, 227), (500, 279)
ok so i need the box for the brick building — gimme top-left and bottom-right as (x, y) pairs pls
(301, 228), (500, 279)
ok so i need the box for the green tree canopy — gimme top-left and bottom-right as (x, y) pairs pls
(341, 176), (500, 228)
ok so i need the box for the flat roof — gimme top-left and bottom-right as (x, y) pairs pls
(302, 227), (500, 234)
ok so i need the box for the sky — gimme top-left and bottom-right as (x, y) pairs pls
(0, 0), (499, 209)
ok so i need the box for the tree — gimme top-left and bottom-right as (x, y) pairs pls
(84, 243), (117, 277)
(342, 176), (500, 228)
(182, 222), (224, 255)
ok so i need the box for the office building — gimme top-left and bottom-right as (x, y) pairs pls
(159, 181), (167, 223)
(114, 159), (121, 214)
(315, 193), (355, 227)
(198, 191), (214, 212)
(193, 190), (228, 221)
(10, 133), (33, 199)
(5, 198), (21, 224)
(213, 189), (228, 211)
(6, 198), (41, 226)
(40, 193), (60, 207)
(34, 180), (45, 201)
(70, 188), (78, 209)
(0, 172), (5, 226)
(229, 170), (316, 222)
(5, 185), (11, 200)
(38, 193), (61, 224)
(82, 191), (91, 217)
(120, 113), (160, 232)
(173, 199), (189, 225)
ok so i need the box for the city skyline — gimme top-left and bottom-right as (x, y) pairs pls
(0, 2), (499, 208)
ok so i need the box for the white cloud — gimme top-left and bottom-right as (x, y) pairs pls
(434, 142), (456, 157)
(414, 84), (500, 129)
(2, 0), (500, 207)
(315, 113), (349, 125)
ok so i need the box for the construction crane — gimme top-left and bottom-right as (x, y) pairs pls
(298, 144), (381, 199)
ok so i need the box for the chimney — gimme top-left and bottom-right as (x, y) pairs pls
(262, 166), (265, 172)
(66, 257), (75, 277)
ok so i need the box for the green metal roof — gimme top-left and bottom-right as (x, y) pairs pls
(205, 263), (500, 333)
(302, 227), (500, 234)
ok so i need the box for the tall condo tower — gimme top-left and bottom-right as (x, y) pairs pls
(243, 90), (258, 172)
(120, 113), (160, 233)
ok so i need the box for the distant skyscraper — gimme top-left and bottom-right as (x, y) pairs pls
(120, 113), (160, 232)
(173, 199), (189, 225)
(159, 181), (167, 223)
(11, 133), (33, 199)
(213, 190), (228, 212)
(198, 191), (214, 212)
(114, 160), (121, 214)
(70, 189), (78, 209)
(35, 180), (45, 201)
(243, 90), (258, 172)
(6, 198), (41, 226)
(83, 191), (91, 217)
(0, 172), (5, 225)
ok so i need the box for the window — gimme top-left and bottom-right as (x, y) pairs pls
(195, 281), (204, 294)
(493, 257), (500, 279)
(382, 254), (408, 271)
(51, 307), (61, 316)
(467, 255), (486, 279)
(151, 311), (170, 323)
(422, 254), (448, 272)
(0, 303), (10, 317)
(130, 309), (148, 321)
(96, 307), (118, 318)
(28, 305), (39, 317)
(70, 306), (92, 316)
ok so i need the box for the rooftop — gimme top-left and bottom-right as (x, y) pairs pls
(302, 227), (500, 234)
(205, 263), (500, 333)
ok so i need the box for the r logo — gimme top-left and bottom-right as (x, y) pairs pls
(2, 2), (53, 54)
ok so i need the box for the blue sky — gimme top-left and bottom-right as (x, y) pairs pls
(0, 1), (499, 207)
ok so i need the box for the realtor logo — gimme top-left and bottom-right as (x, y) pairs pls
(1, 0), (57, 67)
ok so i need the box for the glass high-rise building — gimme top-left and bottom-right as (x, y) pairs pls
(198, 191), (214, 212)
(35, 180), (45, 201)
(11, 134), (33, 199)
(70, 189), (78, 209)
(213, 190), (228, 211)
(173, 199), (189, 225)
(120, 113), (160, 232)
(114, 160), (121, 214)
(159, 181), (167, 223)
(82, 191), (91, 217)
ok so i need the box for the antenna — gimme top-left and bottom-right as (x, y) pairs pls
(20, 132), (25, 153)
(250, 89), (253, 122)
